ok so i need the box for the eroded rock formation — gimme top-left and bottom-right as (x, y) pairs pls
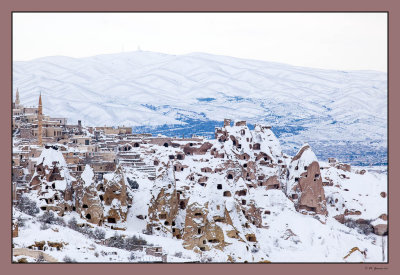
(23, 119), (386, 257)
(286, 144), (327, 216)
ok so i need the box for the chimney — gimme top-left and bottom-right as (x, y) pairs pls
(224, 119), (231, 127)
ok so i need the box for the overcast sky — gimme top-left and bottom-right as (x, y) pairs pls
(13, 12), (387, 72)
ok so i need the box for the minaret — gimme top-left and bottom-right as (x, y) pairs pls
(38, 92), (43, 146)
(15, 89), (20, 107)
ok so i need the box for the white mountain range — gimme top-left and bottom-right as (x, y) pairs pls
(12, 51), (387, 165)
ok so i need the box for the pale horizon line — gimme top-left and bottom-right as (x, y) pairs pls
(12, 50), (388, 74)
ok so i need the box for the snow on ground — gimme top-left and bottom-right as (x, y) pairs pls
(13, 163), (387, 263)
(12, 128), (387, 263)
(322, 166), (387, 221)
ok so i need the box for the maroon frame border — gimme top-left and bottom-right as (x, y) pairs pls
(1, 1), (398, 274)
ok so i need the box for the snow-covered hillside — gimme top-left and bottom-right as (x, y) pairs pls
(12, 51), (387, 165)
(12, 121), (388, 263)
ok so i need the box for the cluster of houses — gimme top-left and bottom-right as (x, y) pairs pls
(12, 91), (204, 204)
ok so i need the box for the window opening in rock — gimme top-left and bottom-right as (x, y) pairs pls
(247, 235), (256, 242)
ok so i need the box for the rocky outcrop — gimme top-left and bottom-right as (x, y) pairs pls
(373, 224), (388, 236)
(29, 148), (134, 229)
(74, 165), (104, 225)
(29, 148), (76, 216)
(12, 219), (18, 237)
(287, 144), (327, 216)
(102, 166), (132, 229)
(336, 163), (351, 172)
(372, 216), (388, 236)
(183, 142), (213, 156)
(182, 202), (240, 252)
(13, 248), (58, 262)
(242, 203), (263, 228)
(146, 165), (182, 237)
(261, 175), (280, 190)
(147, 186), (181, 236)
